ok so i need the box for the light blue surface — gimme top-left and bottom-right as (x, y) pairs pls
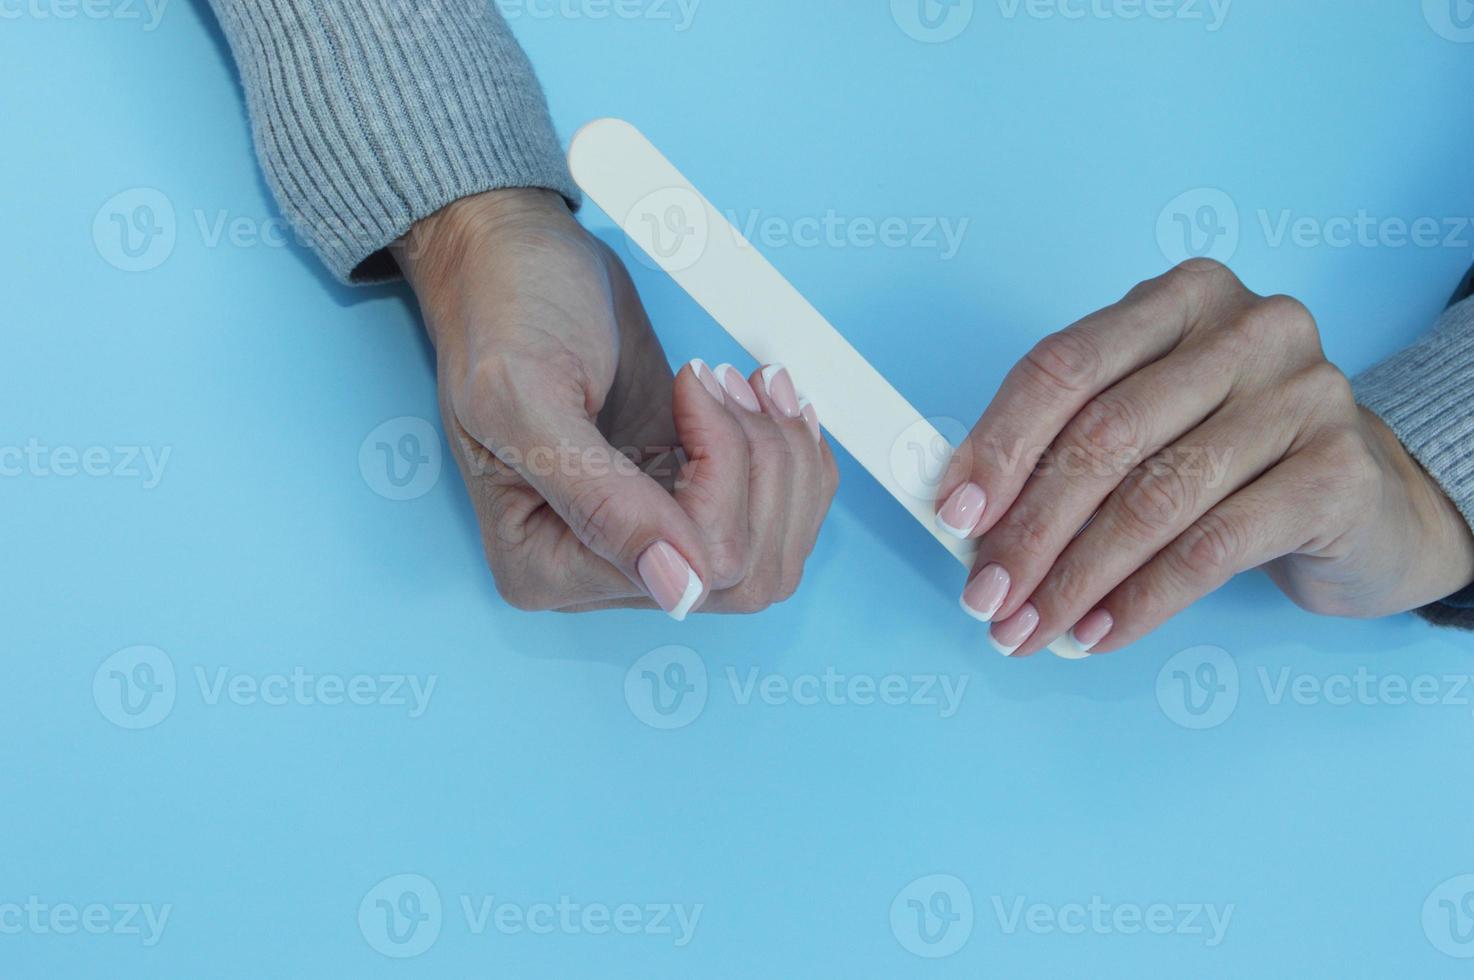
(4, 1), (1474, 975)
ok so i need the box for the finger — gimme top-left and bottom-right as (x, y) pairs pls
(751, 364), (833, 598)
(1080, 448), (1339, 655)
(1004, 392), (1307, 657)
(966, 335), (1241, 631)
(670, 358), (752, 590)
(935, 259), (1254, 542)
(699, 363), (797, 611)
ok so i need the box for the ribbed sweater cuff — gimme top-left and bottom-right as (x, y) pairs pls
(1353, 296), (1474, 628)
(208, 0), (579, 283)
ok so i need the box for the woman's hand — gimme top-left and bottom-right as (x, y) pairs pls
(935, 259), (1474, 656)
(394, 189), (836, 617)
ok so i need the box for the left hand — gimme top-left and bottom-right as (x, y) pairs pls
(934, 259), (1474, 656)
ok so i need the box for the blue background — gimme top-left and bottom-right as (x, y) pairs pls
(4, 0), (1474, 975)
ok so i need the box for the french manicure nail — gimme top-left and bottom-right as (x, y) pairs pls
(990, 602), (1039, 657)
(759, 364), (803, 418)
(1063, 608), (1114, 656)
(687, 358), (725, 404)
(937, 482), (987, 539)
(715, 364), (761, 412)
(798, 398), (821, 442)
(960, 563), (1010, 623)
(637, 540), (704, 622)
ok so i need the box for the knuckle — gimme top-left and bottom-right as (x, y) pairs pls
(707, 536), (749, 590)
(1233, 295), (1319, 352)
(1260, 294), (1318, 342)
(1168, 257), (1240, 304)
(1310, 427), (1382, 510)
(1023, 330), (1103, 395)
(1070, 394), (1146, 461)
(1294, 361), (1354, 411)
(1172, 511), (1244, 581)
(1116, 463), (1193, 539)
(729, 576), (776, 614)
(1004, 512), (1056, 564)
(1031, 561), (1088, 622)
(564, 480), (634, 559)
(822, 451), (841, 498)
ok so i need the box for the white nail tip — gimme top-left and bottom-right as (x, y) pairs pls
(687, 357), (708, 376)
(759, 363), (787, 393)
(666, 566), (704, 623)
(1051, 633), (1096, 660)
(958, 594), (997, 625)
(988, 634), (1023, 657)
(935, 515), (975, 541)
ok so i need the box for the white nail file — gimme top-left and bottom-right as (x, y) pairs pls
(568, 119), (1082, 659)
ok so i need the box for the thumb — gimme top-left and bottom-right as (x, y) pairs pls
(488, 388), (714, 621)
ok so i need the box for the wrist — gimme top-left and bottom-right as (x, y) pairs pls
(392, 188), (575, 302)
(1361, 407), (1474, 599)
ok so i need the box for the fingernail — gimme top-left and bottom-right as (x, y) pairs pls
(715, 364), (760, 412)
(637, 540), (704, 622)
(989, 602), (1039, 657)
(798, 398), (821, 442)
(687, 358), (725, 404)
(936, 482), (987, 539)
(960, 564), (1010, 623)
(1061, 608), (1114, 656)
(759, 364), (802, 418)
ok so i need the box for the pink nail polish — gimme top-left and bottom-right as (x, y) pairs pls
(715, 364), (761, 412)
(990, 602), (1039, 656)
(759, 364), (802, 418)
(637, 541), (704, 621)
(937, 482), (987, 539)
(1070, 609), (1114, 653)
(688, 359), (725, 404)
(799, 399), (820, 442)
(960, 564), (1010, 622)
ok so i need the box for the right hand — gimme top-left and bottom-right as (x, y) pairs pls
(392, 188), (838, 618)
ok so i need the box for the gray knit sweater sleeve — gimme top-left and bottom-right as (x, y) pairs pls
(207, 0), (578, 283)
(1353, 293), (1474, 628)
